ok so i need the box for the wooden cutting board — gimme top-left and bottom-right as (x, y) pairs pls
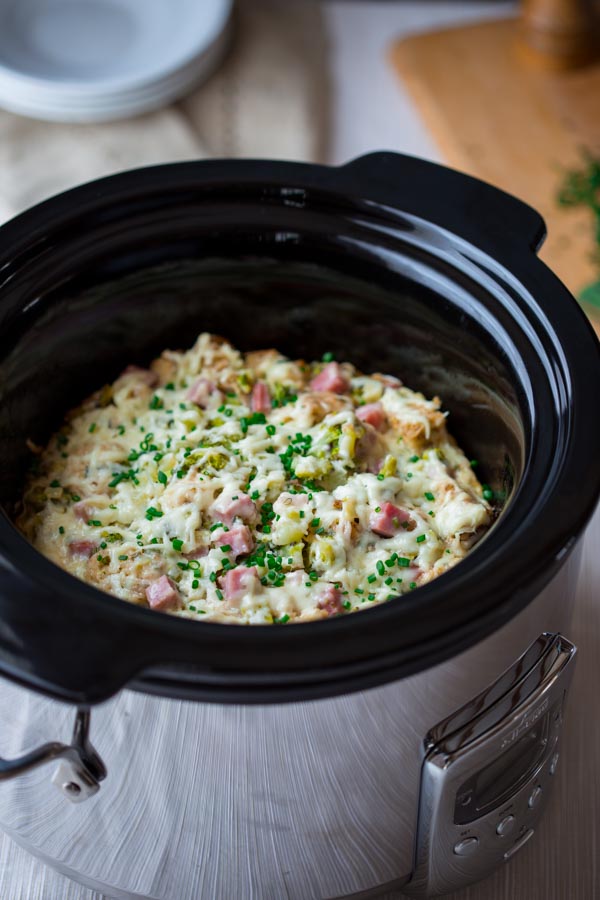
(390, 17), (600, 335)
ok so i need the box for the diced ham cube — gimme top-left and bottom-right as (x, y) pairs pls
(317, 584), (344, 616)
(68, 540), (97, 558)
(146, 575), (182, 612)
(121, 365), (159, 387)
(186, 378), (222, 409)
(220, 566), (259, 606)
(215, 525), (254, 558)
(73, 501), (93, 521)
(357, 402), (386, 430)
(251, 381), (271, 414)
(370, 502), (412, 537)
(310, 362), (349, 394)
(211, 490), (257, 525)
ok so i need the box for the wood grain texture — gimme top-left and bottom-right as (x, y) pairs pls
(390, 17), (600, 336)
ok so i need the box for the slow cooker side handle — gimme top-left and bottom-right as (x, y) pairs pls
(337, 152), (547, 256)
(0, 707), (106, 802)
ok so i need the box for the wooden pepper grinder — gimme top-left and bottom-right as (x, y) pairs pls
(520, 0), (600, 69)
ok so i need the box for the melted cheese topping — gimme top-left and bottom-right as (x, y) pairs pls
(17, 334), (492, 624)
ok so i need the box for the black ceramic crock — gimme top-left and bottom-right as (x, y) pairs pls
(0, 153), (598, 707)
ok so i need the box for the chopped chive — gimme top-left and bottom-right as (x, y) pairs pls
(354, 588), (364, 595)
(145, 507), (163, 520)
(470, 459), (479, 468)
(171, 538), (184, 552)
(397, 557), (410, 567)
(374, 506), (381, 512)
(409, 455), (419, 463)
(275, 614), (290, 625)
(220, 544), (232, 553)
(409, 582), (417, 589)
(216, 589), (224, 601)
(118, 554), (128, 561)
(424, 491), (435, 501)
(299, 510), (305, 518)
(416, 535), (426, 544)
(310, 517), (320, 528)
(385, 577), (393, 586)
(377, 474), (385, 481)
(322, 351), (334, 362)
(58, 526), (65, 534)
(368, 593), (376, 601)
(210, 522), (223, 532)
(342, 600), (351, 610)
(165, 382), (175, 391)
(158, 471), (167, 485)
(88, 423), (97, 433)
(50, 479), (60, 488)
(87, 519), (102, 527)
(209, 572), (217, 583)
(192, 579), (199, 589)
(367, 574), (377, 584)
(266, 424), (276, 436)
(482, 485), (494, 502)
(71, 494), (81, 502)
(376, 560), (385, 576)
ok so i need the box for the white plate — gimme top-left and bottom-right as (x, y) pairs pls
(0, 0), (232, 120)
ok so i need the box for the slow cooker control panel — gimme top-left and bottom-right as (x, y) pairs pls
(404, 633), (576, 897)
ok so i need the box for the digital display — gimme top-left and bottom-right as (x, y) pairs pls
(454, 711), (550, 824)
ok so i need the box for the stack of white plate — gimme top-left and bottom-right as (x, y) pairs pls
(0, 0), (233, 122)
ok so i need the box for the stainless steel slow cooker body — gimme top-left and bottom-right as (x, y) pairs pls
(0, 153), (598, 899)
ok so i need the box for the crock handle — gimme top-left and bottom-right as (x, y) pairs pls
(0, 707), (106, 802)
(338, 152), (547, 255)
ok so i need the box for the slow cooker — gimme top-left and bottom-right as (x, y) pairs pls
(0, 153), (598, 899)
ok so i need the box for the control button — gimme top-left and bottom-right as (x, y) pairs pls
(528, 786), (543, 809)
(454, 837), (479, 857)
(496, 815), (516, 837)
(549, 752), (559, 776)
(504, 828), (534, 861)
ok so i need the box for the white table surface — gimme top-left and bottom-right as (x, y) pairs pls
(2, 2), (599, 898)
